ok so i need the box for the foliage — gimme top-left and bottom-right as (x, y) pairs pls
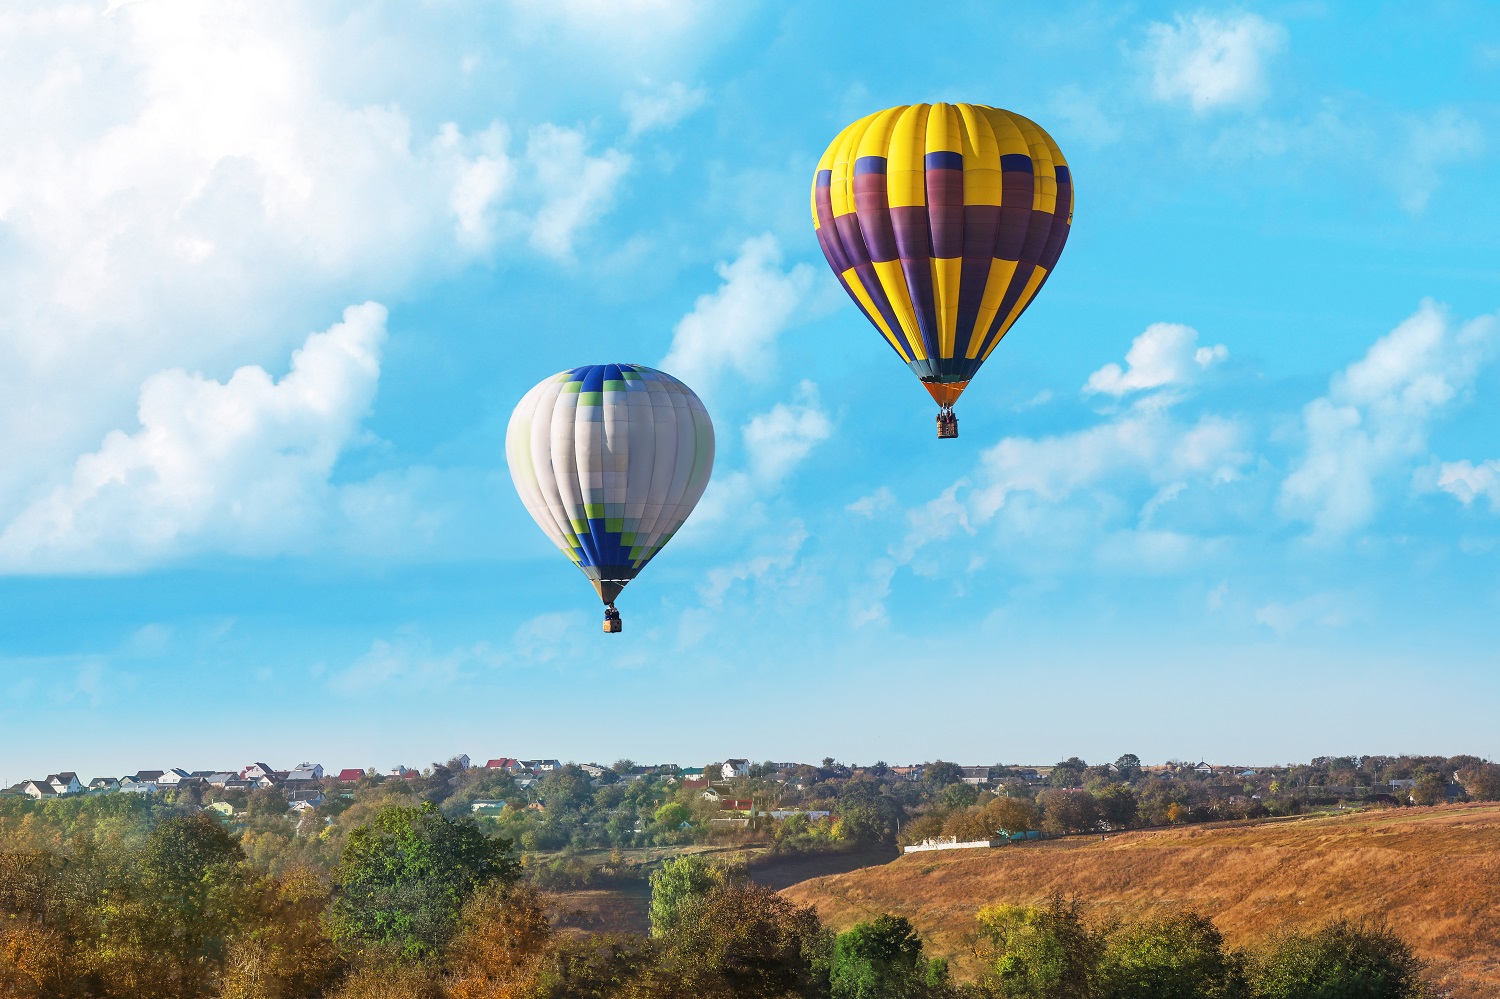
(977, 897), (1103, 999)
(829, 913), (946, 999)
(647, 854), (726, 938)
(1247, 919), (1428, 999)
(328, 803), (518, 960)
(1097, 912), (1247, 999)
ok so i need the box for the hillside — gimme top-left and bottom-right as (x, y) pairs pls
(782, 803), (1500, 997)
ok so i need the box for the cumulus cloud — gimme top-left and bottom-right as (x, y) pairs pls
(1279, 301), (1498, 538)
(1144, 11), (1287, 113)
(622, 81), (707, 138)
(690, 382), (833, 530)
(1433, 459), (1500, 511)
(699, 522), (808, 608)
(1085, 322), (1228, 397)
(1389, 108), (1484, 214)
(659, 234), (816, 397)
(0, 303), (387, 572)
(0, 2), (628, 541)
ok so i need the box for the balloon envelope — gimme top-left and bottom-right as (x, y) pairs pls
(811, 103), (1073, 410)
(506, 364), (715, 605)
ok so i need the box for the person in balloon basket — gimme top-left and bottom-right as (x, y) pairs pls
(603, 603), (622, 634)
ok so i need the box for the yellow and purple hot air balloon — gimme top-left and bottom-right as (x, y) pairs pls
(811, 103), (1073, 438)
(506, 364), (715, 633)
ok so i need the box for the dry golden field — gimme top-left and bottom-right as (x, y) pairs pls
(781, 803), (1500, 997)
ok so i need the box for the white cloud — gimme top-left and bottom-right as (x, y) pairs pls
(690, 382), (832, 531)
(525, 124), (632, 260)
(1279, 301), (1498, 538)
(699, 522), (808, 608)
(1389, 108), (1484, 214)
(1255, 593), (1350, 633)
(659, 234), (816, 397)
(1085, 322), (1228, 397)
(1433, 459), (1500, 511)
(847, 486), (897, 519)
(0, 303), (387, 572)
(0, 2), (628, 540)
(622, 81), (706, 138)
(1145, 11), (1287, 113)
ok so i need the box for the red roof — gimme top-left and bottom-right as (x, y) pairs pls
(682, 778), (709, 788)
(336, 769), (365, 782)
(486, 758), (518, 769)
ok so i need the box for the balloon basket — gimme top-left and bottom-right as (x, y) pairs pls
(602, 604), (623, 634)
(936, 410), (959, 439)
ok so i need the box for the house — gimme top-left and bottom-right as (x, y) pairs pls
(514, 777), (537, 790)
(1238, 770), (1259, 778)
(1193, 762), (1215, 776)
(130, 770), (166, 785)
(118, 776), (157, 794)
(287, 789), (325, 807)
(721, 759), (751, 780)
(20, 780), (58, 799)
(720, 799), (754, 814)
(288, 763), (325, 780)
(205, 772), (237, 788)
(579, 764), (608, 778)
(387, 766), (418, 779)
(677, 767), (705, 779)
(700, 788), (722, 802)
(204, 801), (237, 818)
(486, 758), (525, 773)
(223, 778), (252, 791)
(158, 769), (192, 786)
(45, 773), (83, 796)
(469, 800), (507, 815)
(87, 777), (119, 793)
(959, 766), (992, 787)
(453, 755), (471, 770)
(335, 768), (366, 783)
(889, 765), (923, 781)
(681, 778), (709, 791)
(521, 759), (560, 773)
(249, 774), (278, 789)
(242, 763), (276, 780)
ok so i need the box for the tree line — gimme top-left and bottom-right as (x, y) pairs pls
(0, 803), (1432, 998)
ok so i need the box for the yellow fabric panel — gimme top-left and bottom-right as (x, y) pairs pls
(965, 259), (1019, 359)
(1013, 117), (1057, 213)
(980, 107), (1033, 162)
(886, 104), (931, 208)
(925, 102), (962, 155)
(812, 118), (863, 226)
(855, 104), (906, 162)
(842, 267), (911, 363)
(983, 265), (1049, 360)
(957, 103), (1001, 206)
(931, 255), (962, 358)
(872, 258), (926, 360)
(828, 113), (871, 218)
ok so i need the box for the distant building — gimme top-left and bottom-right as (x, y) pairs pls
(158, 769), (192, 786)
(335, 769), (366, 783)
(242, 763), (276, 780)
(960, 766), (992, 787)
(721, 759), (751, 780)
(87, 777), (119, 793)
(469, 800), (507, 815)
(579, 764), (608, 778)
(486, 758), (524, 773)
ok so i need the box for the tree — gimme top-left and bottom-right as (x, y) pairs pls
(444, 882), (554, 999)
(978, 897), (1103, 999)
(328, 802), (518, 959)
(1457, 762), (1500, 801)
(648, 855), (726, 938)
(1248, 919), (1427, 999)
(937, 783), (979, 810)
(1409, 773), (1448, 807)
(653, 802), (691, 831)
(1048, 762), (1085, 789)
(646, 877), (828, 999)
(1098, 912), (1247, 999)
(989, 796), (1041, 834)
(923, 762), (963, 789)
(1041, 790), (1100, 835)
(1114, 755), (1143, 781)
(1094, 785), (1139, 829)
(830, 914), (930, 999)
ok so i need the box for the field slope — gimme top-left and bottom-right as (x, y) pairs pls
(782, 803), (1500, 997)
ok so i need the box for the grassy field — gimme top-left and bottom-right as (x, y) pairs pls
(781, 803), (1500, 997)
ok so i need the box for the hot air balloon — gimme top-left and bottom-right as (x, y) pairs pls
(811, 104), (1073, 438)
(506, 364), (714, 633)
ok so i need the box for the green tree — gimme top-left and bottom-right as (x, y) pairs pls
(830, 913), (930, 999)
(1248, 919), (1428, 999)
(1409, 774), (1448, 807)
(654, 802), (691, 830)
(1457, 762), (1500, 801)
(923, 762), (963, 789)
(1114, 755), (1143, 781)
(1098, 912), (1247, 999)
(328, 802), (518, 960)
(937, 783), (979, 810)
(1093, 785), (1139, 829)
(979, 897), (1103, 999)
(648, 855), (726, 938)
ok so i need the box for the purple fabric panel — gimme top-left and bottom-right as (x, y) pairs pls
(813, 184), (848, 273)
(995, 165), (1034, 259)
(1038, 172), (1074, 273)
(1019, 207), (1053, 266)
(833, 213), (872, 270)
(853, 172), (898, 263)
(925, 166), (964, 259)
(890, 205), (938, 356)
(955, 204), (1000, 357)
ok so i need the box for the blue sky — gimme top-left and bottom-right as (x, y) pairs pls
(2, 1), (1498, 782)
